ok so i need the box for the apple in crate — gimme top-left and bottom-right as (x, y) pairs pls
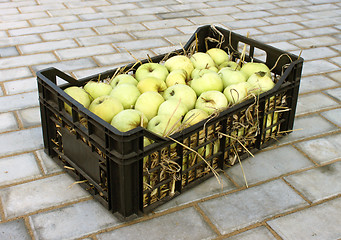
(206, 48), (229, 66)
(64, 86), (92, 114)
(247, 71), (275, 95)
(110, 74), (138, 87)
(240, 62), (271, 79)
(218, 68), (247, 88)
(190, 52), (215, 70)
(89, 95), (123, 123)
(148, 114), (181, 137)
(135, 91), (165, 120)
(218, 61), (240, 71)
(164, 55), (194, 79)
(137, 77), (167, 94)
(190, 72), (224, 96)
(163, 84), (197, 110)
(135, 62), (169, 82)
(84, 81), (112, 99)
(111, 109), (148, 132)
(195, 90), (228, 115)
(158, 98), (188, 120)
(223, 82), (249, 105)
(165, 69), (187, 87)
(191, 68), (217, 80)
(182, 109), (209, 127)
(110, 83), (141, 109)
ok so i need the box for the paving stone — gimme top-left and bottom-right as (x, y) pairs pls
(167, 3), (209, 11)
(264, 15), (307, 25)
(206, 0), (241, 6)
(198, 6), (240, 15)
(294, 27), (340, 38)
(55, 45), (115, 60)
(96, 3), (138, 12)
(0, 34), (41, 47)
(231, 10), (272, 20)
(48, 7), (96, 17)
(4, 77), (37, 95)
(79, 11), (124, 21)
(143, 18), (193, 29)
(17, 107), (41, 128)
(274, 0), (310, 7)
(276, 114), (337, 145)
(41, 28), (97, 41)
(301, 9), (341, 20)
(232, 28), (263, 37)
(0, 127), (43, 157)
(0, 174), (89, 218)
(321, 108), (341, 127)
(0, 112), (18, 133)
(32, 58), (97, 73)
(0, 53), (57, 69)
(291, 36), (339, 48)
(8, 24), (61, 36)
(95, 23), (147, 35)
(327, 71), (341, 83)
(156, 174), (236, 212)
(253, 32), (300, 43)
(299, 75), (339, 94)
(94, 50), (153, 66)
(30, 200), (120, 240)
(73, 66), (120, 79)
(296, 92), (339, 115)
(0, 46), (19, 57)
(330, 56), (341, 67)
(0, 219), (31, 239)
(19, 3), (66, 13)
(29, 15), (79, 26)
(267, 198), (341, 240)
(138, 0), (179, 8)
(96, 207), (217, 240)
(295, 133), (341, 164)
(0, 12), (48, 21)
(237, 2), (277, 11)
(19, 39), (78, 54)
(226, 145), (313, 186)
(61, 19), (112, 30)
(166, 34), (192, 46)
(35, 149), (63, 174)
(258, 23), (304, 33)
(131, 28), (182, 39)
(76, 33), (133, 46)
(0, 91), (39, 113)
(0, 67), (32, 82)
(65, 0), (110, 8)
(223, 19), (269, 29)
(300, 17), (341, 28)
(111, 15), (158, 25)
(158, 10), (202, 19)
(114, 38), (170, 51)
(302, 60), (340, 76)
(324, 87), (341, 102)
(292, 47), (338, 61)
(223, 226), (276, 240)
(285, 161), (341, 203)
(0, 153), (41, 186)
(125, 6), (169, 16)
(199, 180), (307, 235)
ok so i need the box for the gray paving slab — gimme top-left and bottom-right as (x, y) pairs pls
(296, 92), (339, 116)
(299, 75), (339, 94)
(226, 145), (314, 186)
(30, 200), (120, 240)
(0, 219), (31, 240)
(267, 198), (341, 240)
(96, 207), (217, 240)
(0, 112), (18, 133)
(295, 133), (341, 164)
(223, 226), (276, 240)
(321, 108), (341, 126)
(285, 161), (341, 203)
(0, 174), (89, 218)
(155, 174), (236, 212)
(17, 107), (41, 128)
(35, 149), (63, 174)
(198, 180), (308, 235)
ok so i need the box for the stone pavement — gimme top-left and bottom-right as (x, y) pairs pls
(0, 0), (340, 239)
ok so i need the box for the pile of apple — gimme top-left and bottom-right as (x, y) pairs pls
(64, 48), (275, 138)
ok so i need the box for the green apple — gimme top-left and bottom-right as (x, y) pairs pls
(206, 48), (229, 66)
(111, 109), (148, 132)
(264, 111), (279, 136)
(240, 62), (271, 79)
(218, 61), (240, 70)
(223, 82), (249, 105)
(84, 81), (112, 100)
(195, 90), (228, 115)
(163, 84), (197, 110)
(182, 109), (209, 127)
(165, 69), (187, 87)
(64, 86), (92, 114)
(190, 52), (215, 70)
(158, 98), (188, 120)
(189, 71), (224, 96)
(110, 74), (138, 88)
(110, 83), (141, 109)
(134, 91), (165, 120)
(164, 55), (194, 79)
(137, 77), (167, 94)
(88, 95), (124, 123)
(135, 62), (169, 82)
(247, 71), (275, 95)
(218, 68), (248, 88)
(147, 114), (181, 137)
(191, 68), (217, 80)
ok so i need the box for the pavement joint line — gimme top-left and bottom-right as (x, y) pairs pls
(32, 150), (48, 176)
(23, 215), (36, 240)
(318, 111), (341, 129)
(264, 222), (283, 240)
(291, 143), (320, 166)
(281, 177), (313, 205)
(0, 195), (5, 222)
(193, 203), (222, 236)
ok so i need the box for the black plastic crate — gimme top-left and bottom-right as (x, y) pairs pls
(37, 25), (303, 220)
